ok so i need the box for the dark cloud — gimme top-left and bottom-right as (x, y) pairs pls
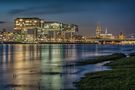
(9, 9), (28, 15)
(7, 0), (135, 16)
(8, 3), (86, 15)
(0, 21), (6, 24)
(9, 7), (33, 15)
(0, 0), (133, 2)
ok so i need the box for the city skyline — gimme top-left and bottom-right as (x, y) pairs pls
(0, 0), (135, 36)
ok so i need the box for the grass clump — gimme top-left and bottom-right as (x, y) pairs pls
(77, 53), (126, 65)
(75, 55), (135, 90)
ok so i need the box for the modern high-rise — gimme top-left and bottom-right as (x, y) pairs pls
(14, 18), (41, 29)
(14, 17), (79, 42)
(14, 18), (42, 42)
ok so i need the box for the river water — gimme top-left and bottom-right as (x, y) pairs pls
(0, 44), (135, 90)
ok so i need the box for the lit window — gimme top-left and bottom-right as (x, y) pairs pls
(26, 20), (29, 23)
(19, 19), (23, 21)
(34, 20), (37, 23)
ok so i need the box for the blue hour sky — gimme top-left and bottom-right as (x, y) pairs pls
(0, 0), (135, 36)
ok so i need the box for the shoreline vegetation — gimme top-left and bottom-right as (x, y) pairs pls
(63, 53), (126, 67)
(74, 52), (135, 90)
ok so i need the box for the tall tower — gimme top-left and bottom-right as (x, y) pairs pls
(96, 24), (102, 38)
(105, 28), (108, 34)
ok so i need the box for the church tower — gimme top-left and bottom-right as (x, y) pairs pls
(96, 24), (102, 38)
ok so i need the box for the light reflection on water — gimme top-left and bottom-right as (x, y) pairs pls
(0, 44), (135, 90)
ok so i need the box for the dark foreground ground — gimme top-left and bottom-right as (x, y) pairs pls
(75, 53), (135, 90)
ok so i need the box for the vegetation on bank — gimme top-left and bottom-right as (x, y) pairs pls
(75, 53), (135, 90)
(77, 53), (126, 66)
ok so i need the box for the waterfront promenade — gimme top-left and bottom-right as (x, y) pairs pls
(1, 38), (135, 44)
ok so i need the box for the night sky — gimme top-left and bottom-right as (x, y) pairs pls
(0, 0), (135, 36)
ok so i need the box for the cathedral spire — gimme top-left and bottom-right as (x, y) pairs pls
(105, 28), (108, 34)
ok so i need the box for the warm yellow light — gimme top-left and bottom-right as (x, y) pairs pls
(26, 20), (30, 22)
(34, 20), (37, 23)
(19, 19), (23, 21)
(16, 21), (18, 23)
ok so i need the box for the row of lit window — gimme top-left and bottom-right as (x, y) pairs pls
(16, 23), (39, 26)
(16, 20), (39, 24)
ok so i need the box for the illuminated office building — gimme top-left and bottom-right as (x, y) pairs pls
(14, 18), (41, 30)
(14, 18), (42, 42)
(14, 17), (79, 42)
(62, 24), (78, 41)
(42, 21), (63, 41)
(0, 31), (13, 42)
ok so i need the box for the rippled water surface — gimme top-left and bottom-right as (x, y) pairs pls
(0, 44), (135, 90)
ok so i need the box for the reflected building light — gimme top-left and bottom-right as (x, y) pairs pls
(14, 45), (24, 61)
(52, 45), (61, 62)
(41, 44), (50, 62)
(2, 44), (6, 63)
(8, 45), (11, 63)
(64, 45), (77, 61)
(95, 44), (99, 56)
(34, 44), (38, 59)
(25, 45), (31, 60)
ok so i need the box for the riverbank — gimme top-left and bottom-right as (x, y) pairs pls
(1, 41), (135, 45)
(75, 53), (135, 90)
(0, 41), (97, 44)
(63, 53), (126, 67)
(77, 53), (126, 65)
